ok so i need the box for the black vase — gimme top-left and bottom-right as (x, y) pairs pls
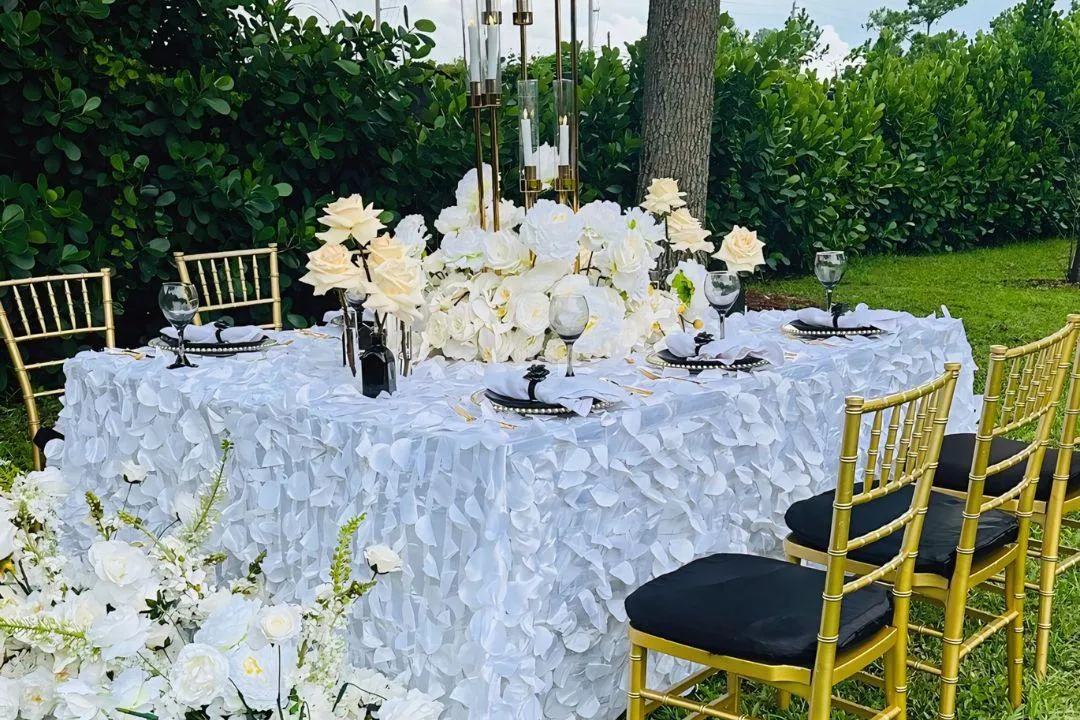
(360, 329), (397, 398)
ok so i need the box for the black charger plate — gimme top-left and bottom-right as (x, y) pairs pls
(782, 320), (886, 339)
(649, 349), (770, 372)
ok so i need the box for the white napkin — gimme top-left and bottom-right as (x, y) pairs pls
(160, 325), (264, 344)
(795, 303), (904, 333)
(665, 331), (785, 367)
(483, 366), (628, 416)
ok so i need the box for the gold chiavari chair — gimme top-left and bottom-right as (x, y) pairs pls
(625, 363), (961, 720)
(932, 318), (1080, 677)
(785, 316), (1080, 720)
(0, 270), (116, 470)
(173, 244), (281, 330)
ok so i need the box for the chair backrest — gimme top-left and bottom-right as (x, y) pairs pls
(0, 270), (116, 469)
(956, 315), (1080, 573)
(173, 244), (281, 330)
(1047, 338), (1080, 501)
(814, 363), (962, 683)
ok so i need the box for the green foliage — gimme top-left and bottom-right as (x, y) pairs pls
(2, 0), (1080, 392)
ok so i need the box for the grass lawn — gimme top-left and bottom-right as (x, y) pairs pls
(1, 238), (1079, 718)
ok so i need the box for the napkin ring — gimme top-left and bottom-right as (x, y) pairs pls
(831, 303), (850, 329)
(524, 364), (550, 401)
(693, 332), (714, 355)
(213, 320), (232, 344)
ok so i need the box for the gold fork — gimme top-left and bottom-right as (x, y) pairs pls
(451, 403), (517, 431)
(638, 367), (705, 385)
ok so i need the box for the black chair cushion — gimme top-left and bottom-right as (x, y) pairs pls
(935, 433), (1080, 502)
(624, 553), (892, 668)
(32, 426), (63, 452)
(785, 485), (1019, 577)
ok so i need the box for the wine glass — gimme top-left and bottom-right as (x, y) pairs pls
(703, 271), (741, 339)
(815, 251), (847, 310)
(159, 283), (199, 369)
(549, 294), (589, 377)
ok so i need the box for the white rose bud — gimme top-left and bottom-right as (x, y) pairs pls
(252, 604), (303, 647)
(364, 544), (403, 574)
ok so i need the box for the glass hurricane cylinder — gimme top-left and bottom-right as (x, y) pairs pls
(482, 9), (503, 104)
(553, 78), (575, 198)
(461, 0), (487, 106)
(518, 79), (541, 197)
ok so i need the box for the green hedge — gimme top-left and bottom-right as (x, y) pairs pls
(1, 0), (1078, 390)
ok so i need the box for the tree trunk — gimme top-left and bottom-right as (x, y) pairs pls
(1069, 241), (1080, 284)
(636, 0), (721, 222)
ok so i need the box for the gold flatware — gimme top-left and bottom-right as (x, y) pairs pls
(605, 379), (653, 397)
(451, 403), (517, 431)
(638, 367), (705, 385)
(106, 349), (153, 360)
(296, 329), (334, 340)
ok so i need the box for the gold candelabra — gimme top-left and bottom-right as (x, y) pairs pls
(462, 0), (581, 222)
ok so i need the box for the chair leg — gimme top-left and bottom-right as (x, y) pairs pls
(938, 586), (967, 720)
(1005, 559), (1025, 708)
(727, 673), (740, 714)
(1035, 511), (1064, 678)
(778, 550), (799, 711)
(628, 642), (647, 720)
(887, 623), (909, 720)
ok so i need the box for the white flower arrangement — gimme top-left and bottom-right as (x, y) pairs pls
(640, 177), (715, 258)
(420, 167), (682, 363)
(301, 196), (427, 328)
(0, 445), (441, 720)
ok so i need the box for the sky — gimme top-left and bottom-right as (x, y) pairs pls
(296, 0), (1073, 74)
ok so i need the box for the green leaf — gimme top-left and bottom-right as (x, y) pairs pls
(671, 271), (694, 306)
(273, 183), (293, 197)
(213, 75), (234, 91)
(2, 205), (24, 224)
(22, 10), (41, 33)
(82, 96), (101, 113)
(147, 237), (170, 253)
(68, 88), (87, 108)
(203, 97), (231, 115)
(414, 18), (436, 32)
(334, 59), (361, 76)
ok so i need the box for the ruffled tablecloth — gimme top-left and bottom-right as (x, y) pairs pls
(52, 309), (979, 719)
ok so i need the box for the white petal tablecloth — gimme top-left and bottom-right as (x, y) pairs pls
(52, 309), (978, 719)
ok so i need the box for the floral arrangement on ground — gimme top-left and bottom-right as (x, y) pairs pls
(0, 449), (442, 720)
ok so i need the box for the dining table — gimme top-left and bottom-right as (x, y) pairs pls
(51, 308), (980, 719)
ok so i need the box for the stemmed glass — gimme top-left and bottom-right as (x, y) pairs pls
(815, 251), (847, 311)
(549, 294), (589, 377)
(703, 271), (741, 339)
(159, 282), (199, 369)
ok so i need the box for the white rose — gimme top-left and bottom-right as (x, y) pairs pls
(364, 545), (403, 574)
(110, 668), (164, 715)
(441, 227), (487, 272)
(543, 337), (568, 362)
(482, 230), (531, 272)
(54, 680), (109, 720)
(499, 200), (526, 230)
(299, 242), (364, 296)
(576, 286), (629, 359)
(477, 326), (514, 363)
(25, 467), (66, 498)
(0, 678), (19, 720)
(422, 248), (447, 274)
(316, 195), (385, 245)
(87, 541), (158, 610)
(666, 208), (714, 255)
(87, 606), (150, 661)
(193, 595), (261, 653)
(19, 668), (56, 720)
(377, 688), (445, 720)
(442, 303), (479, 361)
(455, 165), (495, 214)
(433, 205), (473, 237)
(251, 604), (303, 647)
(228, 644), (297, 712)
(715, 225), (766, 273)
(641, 177), (687, 216)
(118, 460), (148, 483)
(363, 255), (425, 325)
(508, 292), (550, 337)
(169, 643), (229, 707)
(423, 310), (450, 348)
(577, 200), (624, 252)
(520, 199), (583, 264)
(394, 214), (429, 257)
(509, 330), (544, 362)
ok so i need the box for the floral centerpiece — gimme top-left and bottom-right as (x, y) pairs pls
(0, 450), (442, 720)
(420, 168), (681, 363)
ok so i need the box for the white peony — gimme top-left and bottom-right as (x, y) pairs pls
(0, 677), (18, 720)
(194, 595), (261, 652)
(482, 229), (531, 273)
(87, 606), (150, 661)
(519, 199), (583, 264)
(110, 668), (164, 715)
(316, 195), (385, 245)
(24, 467), (66, 499)
(86, 541), (158, 610)
(455, 164), (495, 215)
(477, 325), (515, 363)
(251, 604), (303, 647)
(378, 688), (445, 720)
(364, 545), (403, 574)
(229, 643), (297, 711)
(299, 242), (364, 296)
(499, 200), (526, 230)
(422, 309), (450, 349)
(394, 214), (430, 257)
(715, 225), (766, 273)
(641, 177), (687, 216)
(433, 205), (473, 237)
(19, 668), (56, 720)
(508, 291), (551, 337)
(54, 668), (110, 720)
(442, 303), (479, 361)
(576, 286), (630, 358)
(509, 329), (544, 362)
(169, 643), (229, 707)
(577, 200), (624, 252)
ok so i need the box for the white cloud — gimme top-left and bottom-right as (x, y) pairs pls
(807, 24), (854, 77)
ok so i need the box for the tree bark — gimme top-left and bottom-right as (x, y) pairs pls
(1069, 241), (1080, 284)
(636, 0), (721, 221)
